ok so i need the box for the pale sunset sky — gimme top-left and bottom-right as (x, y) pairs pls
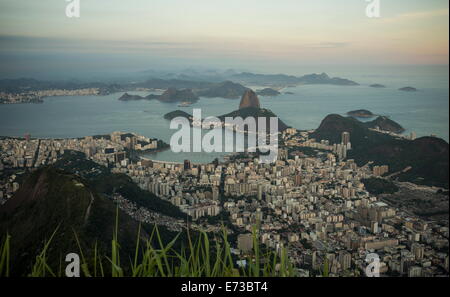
(0, 0), (448, 77)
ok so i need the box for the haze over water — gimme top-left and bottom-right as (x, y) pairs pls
(0, 65), (448, 163)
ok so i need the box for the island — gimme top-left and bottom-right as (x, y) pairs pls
(196, 81), (249, 99)
(297, 73), (359, 86)
(218, 107), (289, 132)
(399, 86), (418, 92)
(239, 89), (261, 109)
(256, 88), (281, 96)
(118, 92), (146, 101)
(164, 89), (289, 132)
(119, 88), (199, 103)
(230, 72), (359, 86)
(370, 84), (386, 88)
(347, 109), (375, 118)
(157, 88), (199, 103)
(1, 71), (360, 104)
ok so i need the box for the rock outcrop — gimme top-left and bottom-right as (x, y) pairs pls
(239, 90), (261, 109)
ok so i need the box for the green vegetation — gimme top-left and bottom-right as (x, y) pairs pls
(347, 109), (375, 118)
(53, 151), (187, 219)
(311, 114), (449, 188)
(0, 162), (295, 277)
(361, 177), (399, 195)
(0, 162), (190, 275)
(91, 172), (186, 219)
(0, 219), (296, 277)
(363, 116), (405, 133)
(322, 258), (329, 277)
(0, 233), (10, 277)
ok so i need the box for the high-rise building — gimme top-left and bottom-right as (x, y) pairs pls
(257, 184), (263, 200)
(373, 165), (389, 176)
(340, 144), (347, 160)
(338, 251), (352, 271)
(184, 159), (192, 170)
(129, 136), (137, 150)
(294, 174), (302, 186)
(341, 132), (350, 146)
(212, 186), (219, 201)
(411, 243), (424, 260)
(408, 266), (422, 277)
(371, 221), (379, 234)
(114, 151), (126, 163)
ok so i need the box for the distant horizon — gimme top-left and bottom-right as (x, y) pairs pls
(0, 63), (449, 82)
(0, 0), (448, 79)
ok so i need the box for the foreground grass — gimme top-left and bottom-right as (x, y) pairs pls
(0, 211), (296, 277)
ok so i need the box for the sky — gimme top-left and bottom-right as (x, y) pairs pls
(0, 0), (448, 79)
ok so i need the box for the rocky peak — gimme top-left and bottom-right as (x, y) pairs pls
(239, 90), (261, 109)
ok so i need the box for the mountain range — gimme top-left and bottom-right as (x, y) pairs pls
(230, 72), (359, 87)
(119, 88), (199, 103)
(0, 71), (359, 95)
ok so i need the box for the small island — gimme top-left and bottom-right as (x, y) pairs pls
(178, 102), (193, 107)
(347, 109), (375, 118)
(284, 91), (295, 95)
(118, 93), (146, 101)
(163, 110), (192, 121)
(119, 88), (199, 103)
(297, 72), (360, 86)
(256, 88), (281, 96)
(164, 90), (290, 132)
(399, 86), (418, 92)
(157, 88), (199, 103)
(369, 84), (386, 88)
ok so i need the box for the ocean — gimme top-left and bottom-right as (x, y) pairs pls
(0, 65), (448, 163)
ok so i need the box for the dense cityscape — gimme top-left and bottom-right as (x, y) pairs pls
(0, 88), (104, 104)
(0, 0), (448, 288)
(1, 125), (448, 277)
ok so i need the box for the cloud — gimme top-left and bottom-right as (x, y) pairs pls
(0, 35), (201, 54)
(381, 8), (449, 23)
(304, 42), (350, 49)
